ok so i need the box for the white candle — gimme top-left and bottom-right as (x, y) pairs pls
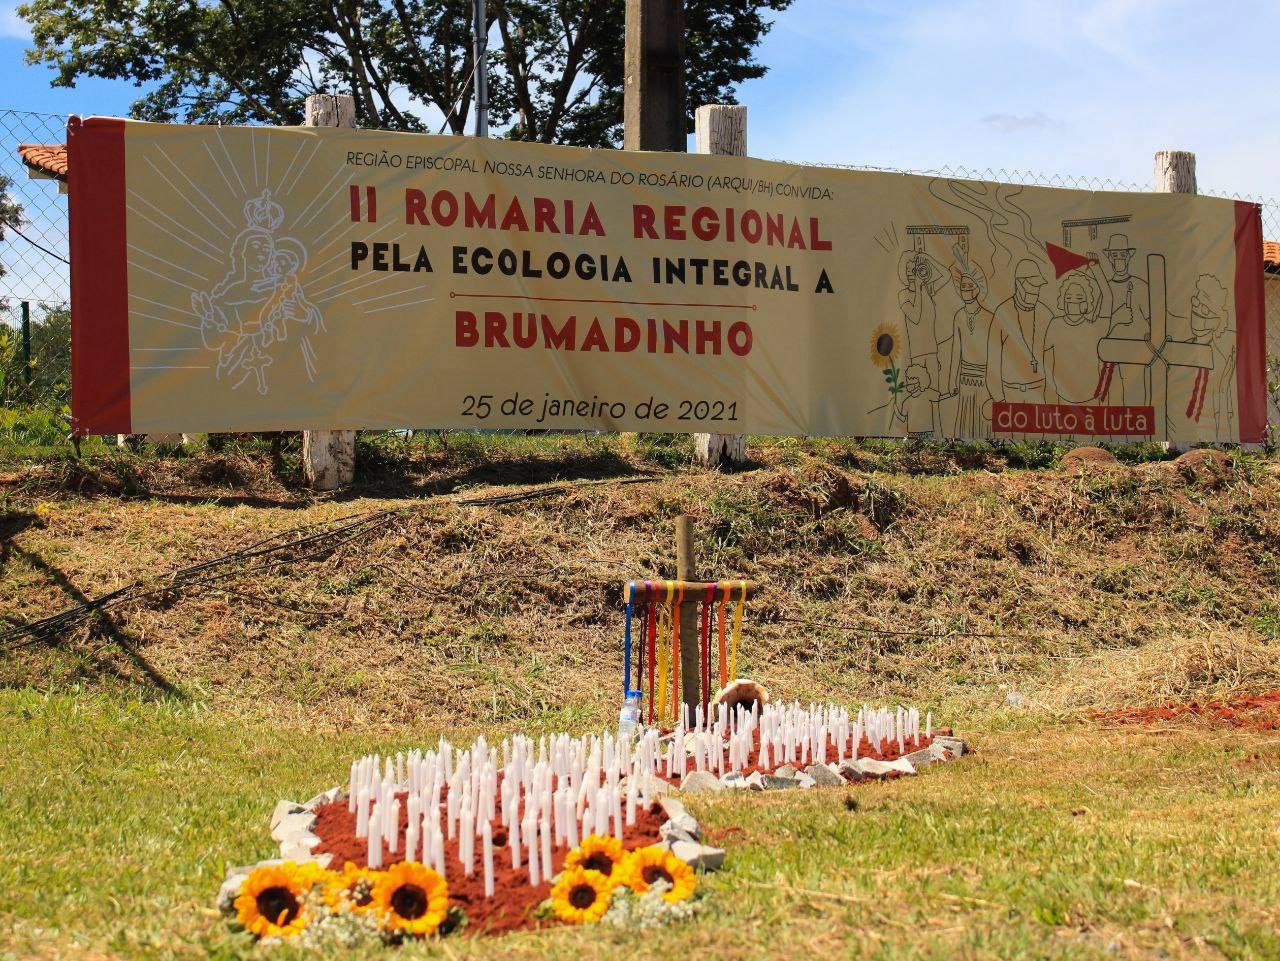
(539, 817), (552, 878)
(356, 788), (371, 838)
(482, 819), (495, 897)
(368, 801), (383, 869)
(509, 808), (522, 869)
(526, 813), (541, 887)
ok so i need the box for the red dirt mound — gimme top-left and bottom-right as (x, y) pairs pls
(1059, 447), (1122, 473)
(1096, 690), (1280, 731)
(1173, 448), (1232, 486)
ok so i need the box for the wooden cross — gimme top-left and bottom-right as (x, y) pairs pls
(1097, 253), (1212, 439)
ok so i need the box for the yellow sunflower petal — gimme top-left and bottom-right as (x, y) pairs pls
(564, 834), (625, 880)
(550, 866), (614, 924)
(372, 861), (450, 937)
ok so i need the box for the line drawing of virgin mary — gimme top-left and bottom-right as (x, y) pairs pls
(191, 189), (323, 394)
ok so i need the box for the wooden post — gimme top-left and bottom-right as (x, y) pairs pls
(624, 0), (686, 152)
(674, 514), (701, 715)
(301, 94), (358, 490)
(693, 104), (748, 469)
(1155, 150), (1197, 195)
(1155, 149), (1196, 451)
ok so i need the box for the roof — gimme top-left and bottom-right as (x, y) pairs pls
(1264, 241), (1280, 273)
(10, 142), (1280, 273)
(17, 143), (68, 181)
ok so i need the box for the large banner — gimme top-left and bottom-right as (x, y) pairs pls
(69, 117), (1268, 443)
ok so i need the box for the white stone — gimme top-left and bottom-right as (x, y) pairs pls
(670, 839), (726, 871)
(279, 835), (321, 859)
(271, 811), (318, 842)
(304, 786), (346, 808)
(270, 800), (309, 831)
(744, 771), (766, 791)
(680, 770), (723, 794)
(855, 757), (916, 778)
(804, 764), (845, 787)
(795, 772), (817, 789)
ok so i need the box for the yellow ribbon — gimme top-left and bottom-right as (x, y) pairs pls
(655, 580), (674, 722)
(728, 580), (746, 682)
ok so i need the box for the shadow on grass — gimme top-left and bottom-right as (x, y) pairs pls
(5, 545), (184, 700)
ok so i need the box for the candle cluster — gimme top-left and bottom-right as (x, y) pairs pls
(342, 700), (933, 900)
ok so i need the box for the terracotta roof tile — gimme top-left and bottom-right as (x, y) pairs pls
(17, 143), (68, 180)
(1264, 240), (1280, 271)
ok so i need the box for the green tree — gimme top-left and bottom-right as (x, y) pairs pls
(0, 173), (22, 279)
(19, 0), (792, 146)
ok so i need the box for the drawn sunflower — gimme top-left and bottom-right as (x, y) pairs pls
(324, 861), (379, 913)
(869, 324), (901, 369)
(550, 866), (614, 924)
(564, 834), (626, 879)
(233, 862), (313, 938)
(620, 847), (697, 904)
(372, 861), (449, 937)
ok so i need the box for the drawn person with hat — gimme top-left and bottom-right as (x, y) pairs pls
(1101, 232), (1150, 406)
(989, 258), (1052, 408)
(894, 249), (951, 432)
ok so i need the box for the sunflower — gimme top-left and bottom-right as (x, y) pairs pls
(620, 847), (697, 904)
(324, 861), (380, 914)
(372, 861), (450, 937)
(234, 862), (313, 938)
(869, 324), (901, 369)
(550, 866), (614, 924)
(564, 834), (626, 879)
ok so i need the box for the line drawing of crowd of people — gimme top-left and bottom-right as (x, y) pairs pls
(883, 227), (1236, 440)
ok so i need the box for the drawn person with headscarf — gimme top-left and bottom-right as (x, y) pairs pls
(1044, 252), (1111, 405)
(1186, 274), (1234, 433)
(945, 260), (995, 438)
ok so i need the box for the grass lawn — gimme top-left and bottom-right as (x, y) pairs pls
(1, 689), (1277, 961)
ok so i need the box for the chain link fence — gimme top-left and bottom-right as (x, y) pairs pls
(0, 109), (71, 448)
(1, 107), (1276, 449)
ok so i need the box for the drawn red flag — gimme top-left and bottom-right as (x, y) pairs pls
(1045, 242), (1098, 279)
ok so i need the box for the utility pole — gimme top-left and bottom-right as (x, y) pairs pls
(472, 0), (489, 137)
(624, 0), (686, 152)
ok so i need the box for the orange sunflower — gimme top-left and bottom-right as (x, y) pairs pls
(550, 866), (614, 924)
(234, 862), (315, 938)
(869, 324), (901, 369)
(620, 847), (697, 904)
(324, 861), (380, 914)
(564, 834), (626, 880)
(372, 861), (450, 937)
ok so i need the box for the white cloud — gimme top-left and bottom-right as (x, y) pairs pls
(743, 0), (1280, 199)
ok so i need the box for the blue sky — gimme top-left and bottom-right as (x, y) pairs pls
(2, 0), (1277, 198)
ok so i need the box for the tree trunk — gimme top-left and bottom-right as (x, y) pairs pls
(1154, 150), (1196, 195)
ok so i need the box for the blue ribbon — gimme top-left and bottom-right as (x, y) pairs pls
(623, 580), (634, 696)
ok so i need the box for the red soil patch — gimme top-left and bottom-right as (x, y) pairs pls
(1060, 447), (1123, 472)
(1096, 690), (1280, 731)
(310, 729), (935, 935)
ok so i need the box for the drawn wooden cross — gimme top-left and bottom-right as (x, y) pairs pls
(1097, 253), (1212, 440)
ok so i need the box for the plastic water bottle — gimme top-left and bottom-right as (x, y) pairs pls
(617, 691), (642, 740)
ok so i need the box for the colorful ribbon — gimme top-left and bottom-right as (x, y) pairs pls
(623, 581), (634, 696)
(728, 580), (746, 682)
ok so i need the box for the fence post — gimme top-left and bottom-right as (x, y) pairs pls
(1154, 150), (1196, 195)
(1155, 149), (1196, 450)
(693, 105), (748, 469)
(300, 94), (358, 491)
(20, 301), (31, 385)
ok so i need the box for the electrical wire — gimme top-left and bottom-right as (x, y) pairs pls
(0, 475), (658, 653)
(8, 224), (70, 265)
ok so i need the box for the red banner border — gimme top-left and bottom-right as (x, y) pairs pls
(1234, 200), (1267, 444)
(69, 116), (131, 435)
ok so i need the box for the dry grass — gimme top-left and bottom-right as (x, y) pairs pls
(2, 435), (1278, 729)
